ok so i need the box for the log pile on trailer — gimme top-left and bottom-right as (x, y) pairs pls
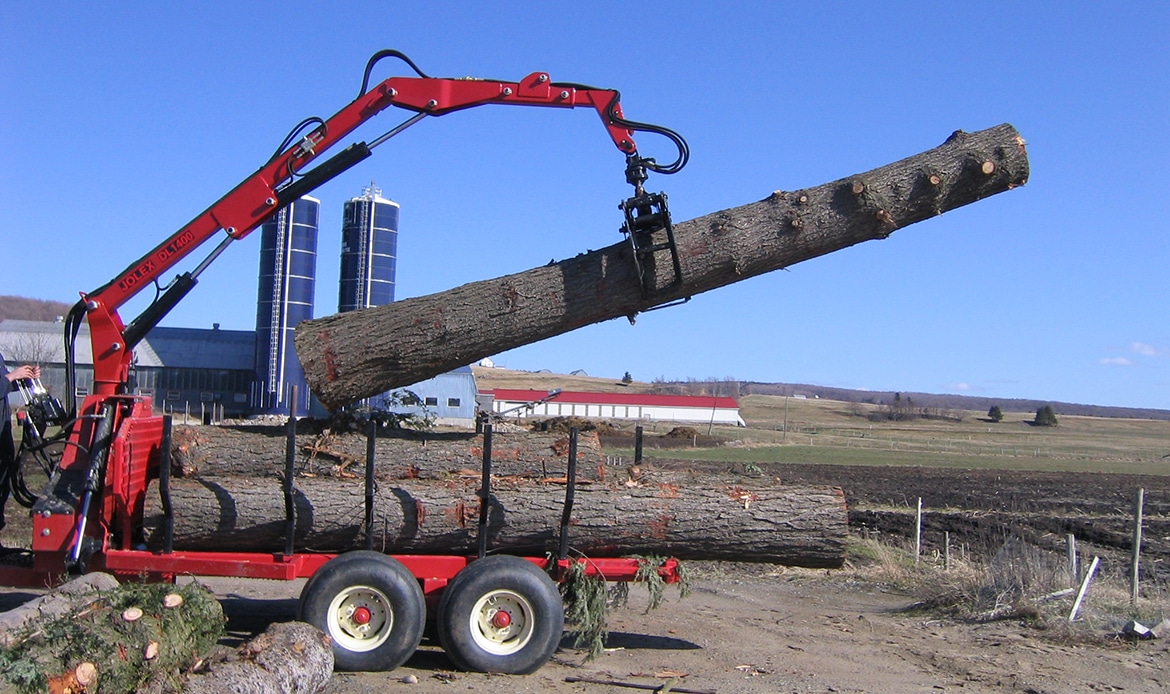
(143, 424), (848, 567)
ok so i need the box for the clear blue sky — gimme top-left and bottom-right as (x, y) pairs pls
(2, 2), (1167, 410)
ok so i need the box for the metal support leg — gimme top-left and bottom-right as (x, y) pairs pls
(160, 415), (174, 554)
(558, 427), (579, 561)
(477, 423), (493, 559)
(364, 419), (376, 551)
(282, 407), (297, 556)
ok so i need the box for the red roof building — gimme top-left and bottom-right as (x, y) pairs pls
(484, 389), (745, 426)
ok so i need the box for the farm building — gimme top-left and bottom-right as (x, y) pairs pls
(0, 319), (479, 424)
(485, 389), (746, 426)
(0, 318), (257, 419)
(373, 366), (479, 427)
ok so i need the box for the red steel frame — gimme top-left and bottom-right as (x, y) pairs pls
(6, 394), (679, 590)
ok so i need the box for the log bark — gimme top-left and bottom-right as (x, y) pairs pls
(183, 622), (333, 694)
(0, 572), (119, 648)
(296, 124), (1029, 408)
(169, 424), (606, 481)
(142, 475), (848, 568)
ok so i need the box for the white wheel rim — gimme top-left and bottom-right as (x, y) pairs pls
(469, 589), (536, 656)
(327, 585), (394, 652)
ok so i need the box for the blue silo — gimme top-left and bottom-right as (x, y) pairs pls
(253, 195), (319, 415)
(339, 183), (398, 312)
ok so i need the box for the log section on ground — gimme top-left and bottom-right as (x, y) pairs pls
(141, 476), (847, 567)
(296, 124), (1029, 408)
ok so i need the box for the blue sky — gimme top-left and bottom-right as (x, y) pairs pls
(2, 2), (1167, 410)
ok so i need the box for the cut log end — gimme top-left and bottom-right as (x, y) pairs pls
(74, 662), (98, 686)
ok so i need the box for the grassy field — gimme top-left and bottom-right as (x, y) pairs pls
(475, 368), (1170, 476)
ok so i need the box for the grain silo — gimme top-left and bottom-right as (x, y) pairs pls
(339, 183), (398, 312)
(253, 195), (319, 415)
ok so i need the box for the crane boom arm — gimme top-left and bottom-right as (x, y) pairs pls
(75, 51), (685, 395)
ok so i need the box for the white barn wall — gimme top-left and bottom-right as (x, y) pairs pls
(491, 396), (745, 426)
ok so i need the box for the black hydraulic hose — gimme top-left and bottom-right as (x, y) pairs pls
(267, 116), (326, 165)
(359, 49), (431, 96)
(160, 415), (174, 554)
(283, 406), (297, 556)
(552, 83), (690, 175)
(62, 299), (87, 422)
(67, 401), (116, 570)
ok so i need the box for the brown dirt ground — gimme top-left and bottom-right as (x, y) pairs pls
(199, 562), (1170, 694)
(2, 463), (1169, 692)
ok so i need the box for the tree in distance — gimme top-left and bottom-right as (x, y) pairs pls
(1033, 405), (1058, 427)
(988, 405), (1004, 422)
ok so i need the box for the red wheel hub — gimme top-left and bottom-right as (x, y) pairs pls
(491, 610), (512, 628)
(352, 606), (372, 625)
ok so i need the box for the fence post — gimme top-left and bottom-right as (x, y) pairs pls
(1069, 556), (1100, 622)
(1066, 533), (1078, 586)
(634, 425), (644, 465)
(1131, 488), (1144, 606)
(914, 497), (923, 564)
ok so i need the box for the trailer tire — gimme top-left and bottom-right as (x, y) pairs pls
(298, 551), (425, 672)
(436, 555), (564, 674)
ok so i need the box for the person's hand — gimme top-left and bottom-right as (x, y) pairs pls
(5, 365), (39, 382)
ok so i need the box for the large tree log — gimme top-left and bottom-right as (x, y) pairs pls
(169, 424), (606, 480)
(296, 124), (1029, 408)
(142, 475), (848, 568)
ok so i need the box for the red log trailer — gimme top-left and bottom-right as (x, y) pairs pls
(0, 50), (685, 674)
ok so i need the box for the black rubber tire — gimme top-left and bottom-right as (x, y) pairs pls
(436, 555), (565, 674)
(298, 551), (426, 672)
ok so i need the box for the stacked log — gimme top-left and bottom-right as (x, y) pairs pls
(151, 424), (849, 568)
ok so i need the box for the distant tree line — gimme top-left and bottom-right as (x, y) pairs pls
(732, 381), (1166, 422)
(0, 295), (73, 323)
(651, 376), (743, 398)
(872, 392), (965, 422)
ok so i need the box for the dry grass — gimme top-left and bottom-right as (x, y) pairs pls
(472, 366), (660, 395)
(845, 535), (1168, 644)
(476, 367), (1170, 475)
